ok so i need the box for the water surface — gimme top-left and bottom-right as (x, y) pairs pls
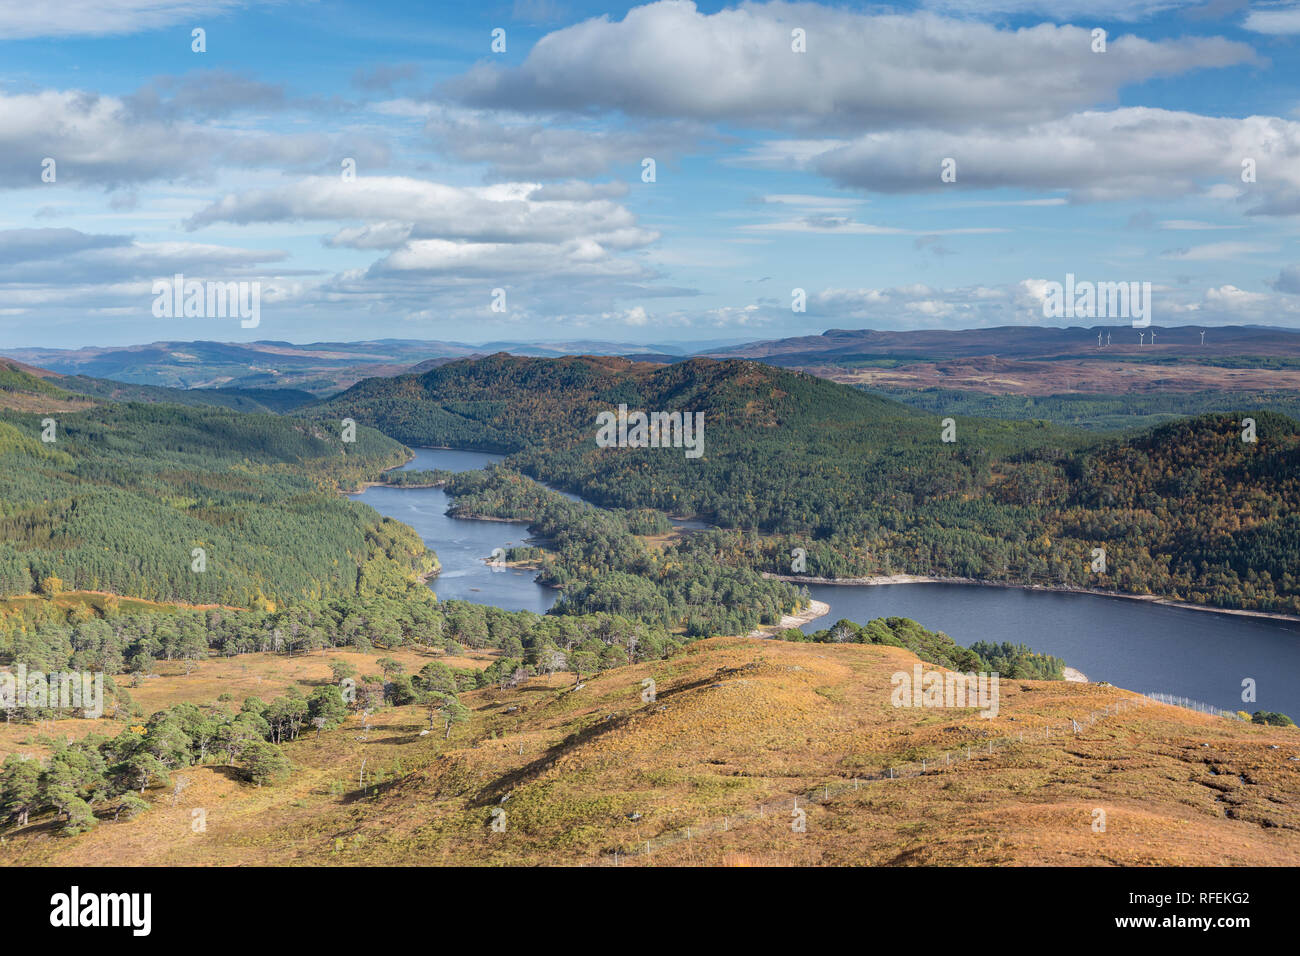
(801, 582), (1300, 716)
(359, 449), (1300, 715)
(354, 448), (556, 613)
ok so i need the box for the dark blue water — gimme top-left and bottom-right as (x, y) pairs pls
(357, 448), (1300, 717)
(396, 447), (505, 473)
(800, 582), (1300, 717)
(353, 448), (558, 613)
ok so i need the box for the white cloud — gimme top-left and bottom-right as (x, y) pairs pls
(0, 0), (248, 39)
(370, 238), (651, 280)
(1243, 4), (1300, 34)
(748, 108), (1300, 205)
(185, 176), (658, 249)
(0, 89), (388, 189)
(0, 226), (290, 317)
(450, 2), (1258, 132)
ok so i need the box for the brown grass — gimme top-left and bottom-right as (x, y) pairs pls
(4, 638), (1297, 867)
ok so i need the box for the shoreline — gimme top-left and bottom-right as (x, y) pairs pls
(743, 599), (831, 639)
(343, 451), (419, 494)
(354, 448), (1300, 629)
(765, 572), (1300, 625)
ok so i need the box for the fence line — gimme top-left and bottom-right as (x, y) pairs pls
(1141, 692), (1244, 720)
(590, 695), (1155, 865)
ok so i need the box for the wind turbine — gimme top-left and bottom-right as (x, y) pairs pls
(1097, 331), (1103, 347)
(1200, 330), (1206, 345)
(1150, 330), (1156, 345)
(1106, 332), (1111, 346)
(1139, 331), (1145, 345)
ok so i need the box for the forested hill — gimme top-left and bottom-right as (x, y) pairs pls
(0, 402), (431, 606)
(312, 354), (1300, 613)
(1, 358), (312, 415)
(311, 352), (1089, 522)
(0, 360), (94, 413)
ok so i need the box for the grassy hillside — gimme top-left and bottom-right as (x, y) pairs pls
(3, 636), (1295, 866)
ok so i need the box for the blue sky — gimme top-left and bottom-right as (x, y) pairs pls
(1, 0), (1299, 347)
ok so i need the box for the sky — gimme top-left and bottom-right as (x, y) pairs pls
(0, 0), (1299, 348)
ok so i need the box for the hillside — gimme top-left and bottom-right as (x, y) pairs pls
(57, 376), (317, 414)
(860, 386), (1300, 432)
(0, 401), (426, 606)
(0, 360), (95, 413)
(3, 636), (1296, 866)
(312, 354), (1300, 614)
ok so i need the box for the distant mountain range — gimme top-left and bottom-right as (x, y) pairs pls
(0, 338), (700, 394)
(704, 324), (1300, 362)
(705, 325), (1300, 395)
(5, 325), (1300, 397)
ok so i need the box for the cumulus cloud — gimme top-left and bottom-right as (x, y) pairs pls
(369, 238), (652, 280)
(1243, 4), (1300, 34)
(185, 176), (658, 247)
(803, 278), (1300, 329)
(744, 109), (1300, 204)
(419, 105), (710, 180)
(0, 227), (290, 321)
(0, 227), (286, 283)
(448, 2), (1258, 132)
(0, 228), (130, 264)
(178, 175), (675, 323)
(0, 89), (389, 189)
